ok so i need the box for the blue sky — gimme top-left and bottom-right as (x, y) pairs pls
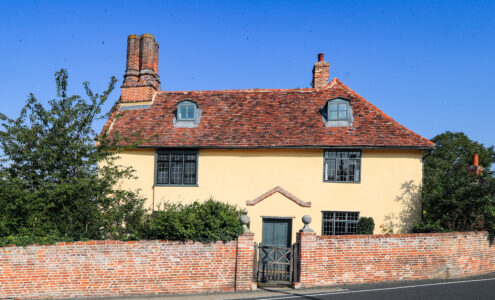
(0, 0), (494, 148)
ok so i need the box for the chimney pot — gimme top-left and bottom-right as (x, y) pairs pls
(472, 154), (479, 166)
(312, 53), (330, 89)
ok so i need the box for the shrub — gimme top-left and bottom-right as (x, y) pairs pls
(141, 198), (245, 243)
(357, 217), (375, 234)
(412, 221), (447, 233)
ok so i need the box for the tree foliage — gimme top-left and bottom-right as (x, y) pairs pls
(0, 69), (146, 245)
(417, 131), (495, 233)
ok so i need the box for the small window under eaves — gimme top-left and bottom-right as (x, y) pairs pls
(174, 100), (202, 128)
(322, 98), (353, 127)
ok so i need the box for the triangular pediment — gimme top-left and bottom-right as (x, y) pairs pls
(246, 186), (311, 208)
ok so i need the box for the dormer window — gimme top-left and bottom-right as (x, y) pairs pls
(178, 102), (196, 121)
(174, 100), (202, 128)
(328, 101), (348, 120)
(322, 98), (353, 127)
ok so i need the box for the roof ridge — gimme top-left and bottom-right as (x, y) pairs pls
(157, 87), (317, 94)
(333, 79), (434, 147)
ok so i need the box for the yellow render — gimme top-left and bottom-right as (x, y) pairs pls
(115, 148), (424, 243)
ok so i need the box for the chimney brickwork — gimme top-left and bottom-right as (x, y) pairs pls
(468, 154), (484, 175)
(312, 53), (330, 89)
(121, 34), (160, 103)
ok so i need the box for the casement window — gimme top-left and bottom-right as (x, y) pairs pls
(322, 211), (359, 235)
(174, 100), (202, 128)
(156, 150), (198, 185)
(328, 101), (349, 120)
(321, 98), (353, 127)
(324, 150), (361, 182)
(178, 102), (196, 121)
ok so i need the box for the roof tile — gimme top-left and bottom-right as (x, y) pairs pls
(104, 79), (434, 149)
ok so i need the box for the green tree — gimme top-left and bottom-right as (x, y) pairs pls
(417, 131), (495, 233)
(0, 69), (146, 245)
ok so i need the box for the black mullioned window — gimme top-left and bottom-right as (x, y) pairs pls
(156, 150), (198, 185)
(324, 150), (361, 182)
(322, 211), (359, 235)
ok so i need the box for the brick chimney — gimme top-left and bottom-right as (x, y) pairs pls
(312, 53), (330, 89)
(121, 34), (160, 103)
(468, 154), (484, 175)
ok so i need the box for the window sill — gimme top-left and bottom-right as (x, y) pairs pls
(323, 180), (361, 184)
(154, 184), (199, 187)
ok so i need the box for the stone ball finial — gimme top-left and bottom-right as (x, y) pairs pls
(240, 215), (250, 225)
(300, 215), (314, 233)
(302, 215), (312, 225)
(240, 215), (251, 233)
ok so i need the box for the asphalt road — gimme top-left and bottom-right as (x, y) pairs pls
(247, 274), (495, 300)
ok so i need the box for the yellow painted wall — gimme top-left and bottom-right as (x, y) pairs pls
(116, 148), (424, 243)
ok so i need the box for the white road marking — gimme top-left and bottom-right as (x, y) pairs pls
(253, 277), (495, 300)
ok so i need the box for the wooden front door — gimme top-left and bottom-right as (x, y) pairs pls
(262, 218), (292, 247)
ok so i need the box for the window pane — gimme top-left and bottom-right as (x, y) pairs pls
(338, 110), (347, 119)
(348, 159), (361, 182)
(186, 105), (195, 119)
(179, 105), (187, 119)
(329, 103), (338, 110)
(183, 154), (197, 184)
(329, 111), (338, 120)
(349, 151), (360, 158)
(156, 155), (169, 184)
(170, 154), (183, 184)
(337, 159), (348, 181)
(337, 103), (347, 110)
(325, 159), (336, 181)
(325, 151), (336, 158)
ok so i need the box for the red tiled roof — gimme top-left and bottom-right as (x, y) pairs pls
(104, 79), (434, 149)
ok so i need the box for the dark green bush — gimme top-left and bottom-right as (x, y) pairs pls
(412, 221), (447, 233)
(141, 198), (245, 243)
(357, 217), (375, 234)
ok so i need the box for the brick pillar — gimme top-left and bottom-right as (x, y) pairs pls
(235, 232), (256, 291)
(296, 231), (318, 288)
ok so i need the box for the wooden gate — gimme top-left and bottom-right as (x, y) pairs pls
(253, 242), (299, 283)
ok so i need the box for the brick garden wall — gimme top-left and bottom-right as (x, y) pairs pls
(2, 230), (494, 298)
(297, 231), (495, 288)
(0, 233), (255, 299)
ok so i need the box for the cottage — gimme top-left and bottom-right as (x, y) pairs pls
(103, 34), (434, 245)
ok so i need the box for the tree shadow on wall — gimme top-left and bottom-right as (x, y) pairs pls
(382, 180), (422, 233)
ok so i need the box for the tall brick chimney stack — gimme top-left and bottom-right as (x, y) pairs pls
(121, 34), (160, 103)
(312, 53), (330, 89)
